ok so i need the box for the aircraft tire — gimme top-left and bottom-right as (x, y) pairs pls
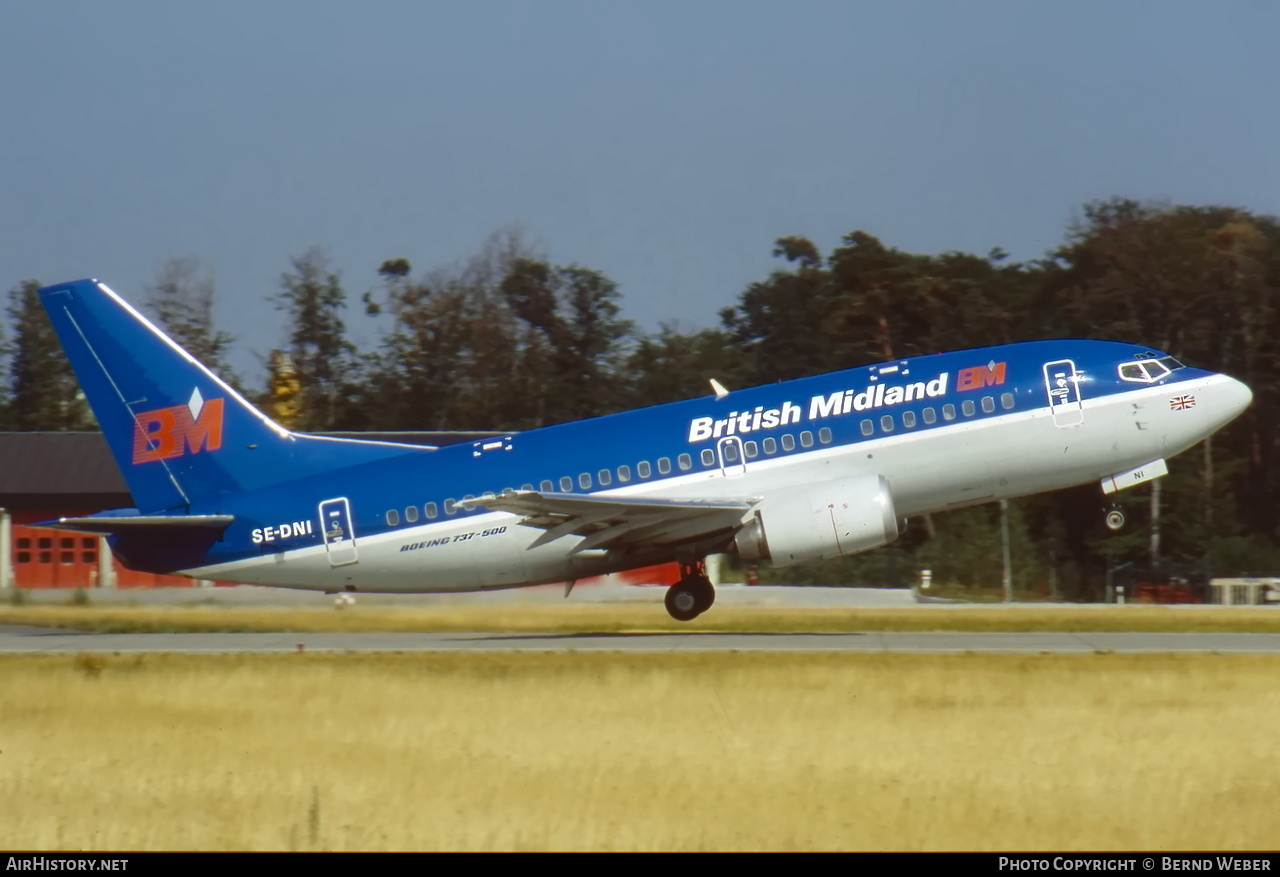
(664, 584), (701, 622)
(1105, 508), (1125, 531)
(691, 576), (715, 614)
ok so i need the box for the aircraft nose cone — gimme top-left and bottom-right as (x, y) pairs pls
(1221, 375), (1253, 418)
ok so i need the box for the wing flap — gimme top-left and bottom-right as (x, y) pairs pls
(463, 491), (753, 553)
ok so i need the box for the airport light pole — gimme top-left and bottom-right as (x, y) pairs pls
(0, 508), (10, 592)
(1001, 499), (1013, 602)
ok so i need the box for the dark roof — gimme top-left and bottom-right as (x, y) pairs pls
(0, 432), (127, 498)
(0, 431), (501, 507)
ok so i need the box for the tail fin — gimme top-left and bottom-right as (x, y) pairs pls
(39, 279), (414, 513)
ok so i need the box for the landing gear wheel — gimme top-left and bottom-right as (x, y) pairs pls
(691, 576), (715, 614)
(664, 561), (717, 621)
(1105, 508), (1126, 531)
(665, 584), (701, 622)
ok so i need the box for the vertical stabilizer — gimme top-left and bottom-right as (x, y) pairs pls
(39, 279), (413, 512)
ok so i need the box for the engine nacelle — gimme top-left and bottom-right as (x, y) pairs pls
(734, 475), (900, 567)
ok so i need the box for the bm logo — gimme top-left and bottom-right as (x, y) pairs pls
(956, 361), (1007, 392)
(131, 389), (224, 465)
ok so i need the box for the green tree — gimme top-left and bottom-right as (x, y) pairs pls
(273, 247), (358, 431)
(145, 256), (234, 378)
(364, 230), (634, 431)
(5, 280), (95, 430)
(624, 325), (748, 409)
(720, 235), (835, 382)
(366, 231), (530, 431)
(0, 306), (9, 429)
(1048, 199), (1280, 565)
(501, 258), (633, 424)
(723, 232), (1042, 387)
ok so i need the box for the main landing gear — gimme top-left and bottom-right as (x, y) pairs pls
(664, 561), (716, 622)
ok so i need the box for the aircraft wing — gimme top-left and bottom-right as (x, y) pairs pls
(461, 492), (754, 554)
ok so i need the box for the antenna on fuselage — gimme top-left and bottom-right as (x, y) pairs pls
(710, 378), (729, 399)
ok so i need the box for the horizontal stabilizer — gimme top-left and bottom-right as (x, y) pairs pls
(43, 514), (235, 536)
(39, 513), (236, 575)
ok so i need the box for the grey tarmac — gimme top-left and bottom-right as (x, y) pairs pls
(4, 626), (1280, 654)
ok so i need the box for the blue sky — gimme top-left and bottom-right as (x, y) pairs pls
(3, 1), (1277, 379)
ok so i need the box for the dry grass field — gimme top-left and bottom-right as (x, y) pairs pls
(1, 651), (1278, 851)
(5, 602), (1280, 633)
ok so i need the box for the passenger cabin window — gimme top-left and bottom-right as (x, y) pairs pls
(540, 480), (554, 493)
(902, 411), (917, 428)
(658, 457), (672, 474)
(962, 400), (976, 417)
(579, 473), (592, 490)
(405, 506), (419, 523)
(818, 427), (832, 444)
(678, 453), (692, 470)
(722, 442), (739, 462)
(701, 448), (716, 466)
(800, 431), (813, 448)
(1001, 393), (1015, 410)
(618, 465), (631, 482)
(425, 502), (438, 520)
(943, 404), (956, 421)
(981, 396), (995, 414)
(598, 469), (611, 486)
(560, 476), (573, 492)
(860, 420), (873, 436)
(387, 509), (400, 526)
(744, 441), (759, 458)
(763, 437), (777, 454)
(638, 461), (652, 478)
(922, 407), (936, 425)
(445, 499), (457, 515)
(781, 434), (795, 452)
(880, 414), (894, 432)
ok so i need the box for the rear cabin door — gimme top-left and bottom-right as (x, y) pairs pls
(318, 498), (359, 567)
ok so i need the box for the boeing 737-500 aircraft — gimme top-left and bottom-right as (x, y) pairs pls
(37, 279), (1252, 619)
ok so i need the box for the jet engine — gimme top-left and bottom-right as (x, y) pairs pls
(734, 475), (901, 567)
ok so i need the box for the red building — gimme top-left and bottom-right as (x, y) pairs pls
(0, 432), (195, 588)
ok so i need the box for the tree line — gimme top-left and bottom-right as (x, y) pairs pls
(3, 199), (1277, 596)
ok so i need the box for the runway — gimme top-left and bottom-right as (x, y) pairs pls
(4, 626), (1280, 654)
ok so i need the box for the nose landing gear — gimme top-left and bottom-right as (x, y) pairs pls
(1105, 506), (1126, 531)
(664, 560), (716, 621)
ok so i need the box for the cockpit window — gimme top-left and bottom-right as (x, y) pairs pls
(1118, 356), (1185, 384)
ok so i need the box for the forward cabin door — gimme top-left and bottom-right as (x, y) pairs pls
(717, 436), (747, 478)
(318, 498), (359, 567)
(1042, 360), (1084, 427)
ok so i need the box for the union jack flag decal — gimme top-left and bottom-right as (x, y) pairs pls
(1169, 394), (1196, 411)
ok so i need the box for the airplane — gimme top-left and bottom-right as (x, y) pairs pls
(36, 278), (1252, 620)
